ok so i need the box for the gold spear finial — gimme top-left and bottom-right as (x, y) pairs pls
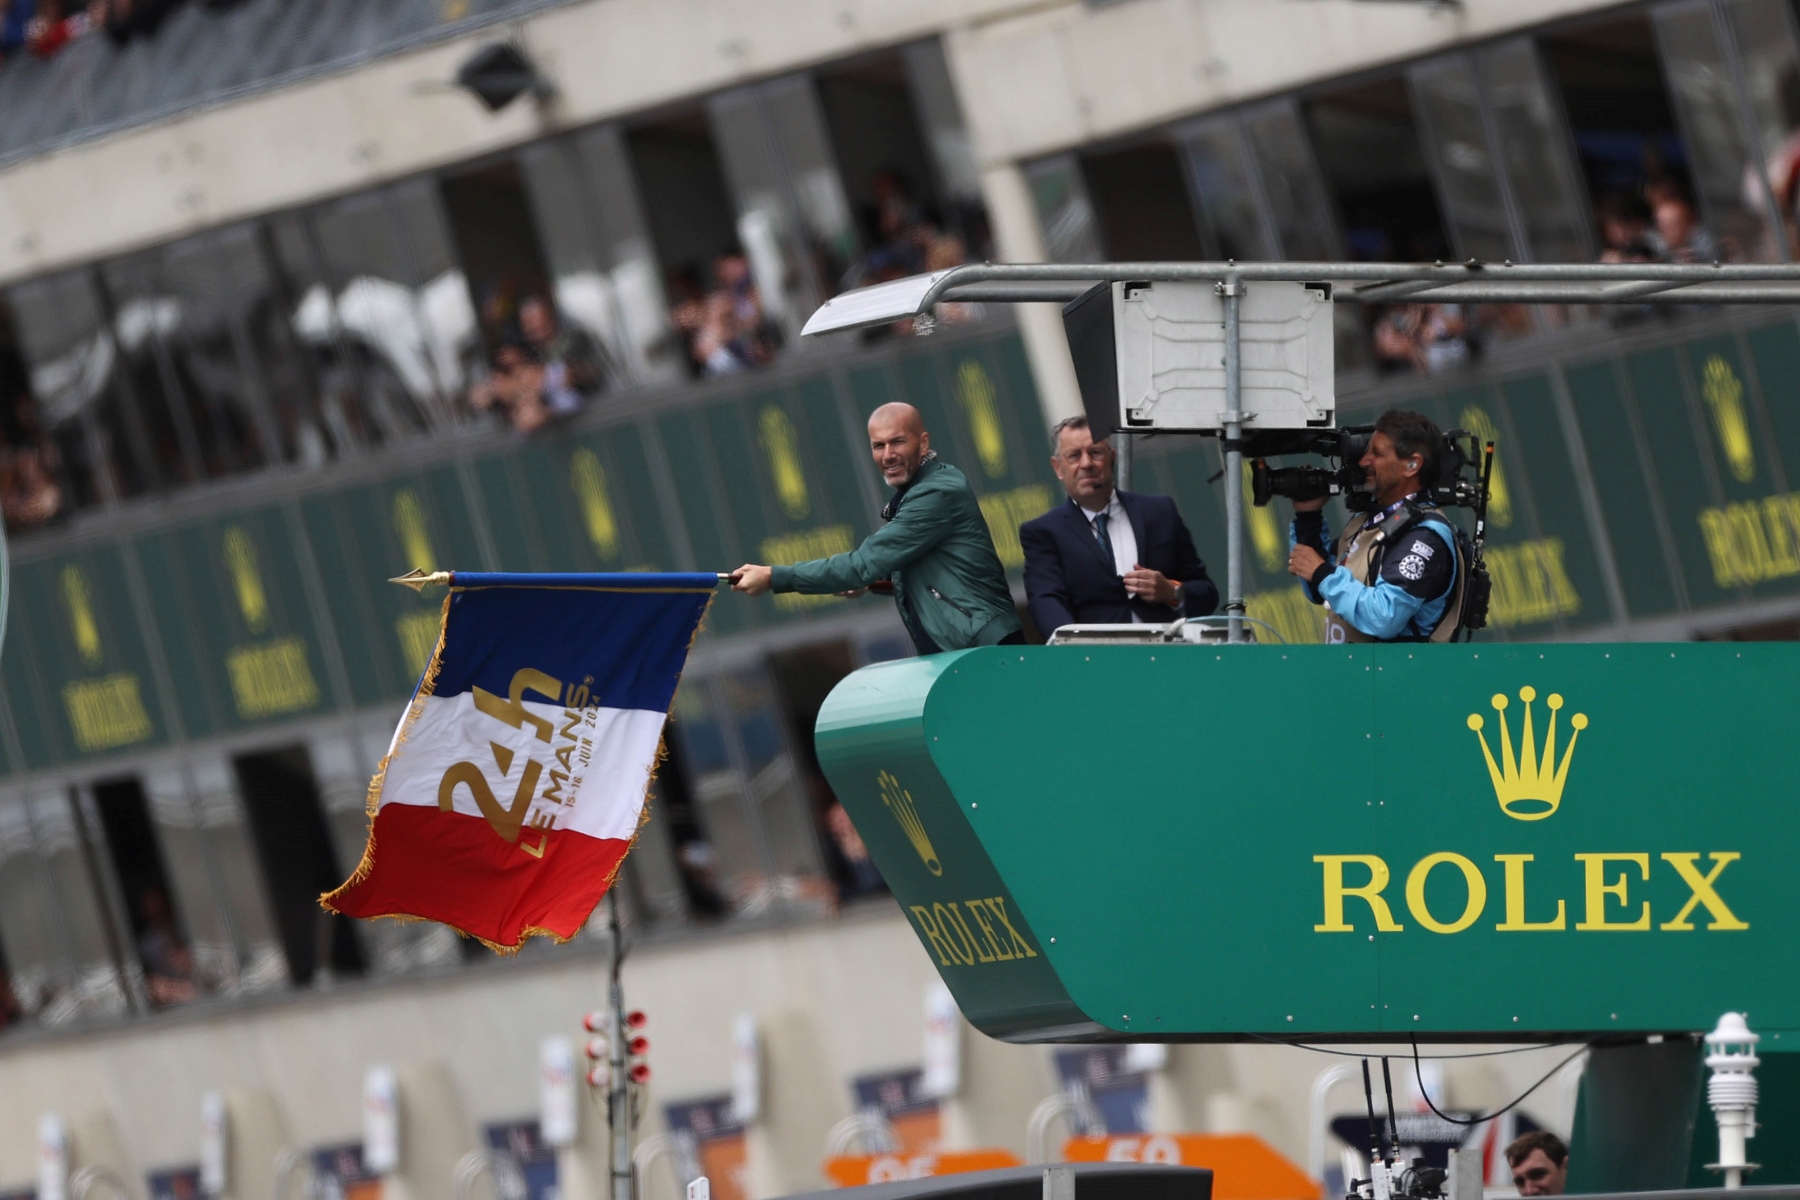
(388, 569), (452, 593)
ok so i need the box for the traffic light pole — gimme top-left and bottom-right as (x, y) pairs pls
(607, 891), (633, 1200)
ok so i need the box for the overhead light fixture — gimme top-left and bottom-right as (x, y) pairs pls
(455, 42), (555, 112)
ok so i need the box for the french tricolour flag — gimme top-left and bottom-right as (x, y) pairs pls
(322, 573), (715, 950)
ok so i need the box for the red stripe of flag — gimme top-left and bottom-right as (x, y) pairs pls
(326, 804), (630, 949)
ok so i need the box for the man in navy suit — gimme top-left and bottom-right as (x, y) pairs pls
(1020, 416), (1218, 636)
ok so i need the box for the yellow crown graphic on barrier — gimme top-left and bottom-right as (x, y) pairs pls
(879, 770), (942, 876)
(1467, 686), (1589, 821)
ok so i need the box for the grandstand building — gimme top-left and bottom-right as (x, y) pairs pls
(0, 0), (1793, 1195)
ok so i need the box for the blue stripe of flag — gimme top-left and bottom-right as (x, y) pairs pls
(431, 574), (715, 713)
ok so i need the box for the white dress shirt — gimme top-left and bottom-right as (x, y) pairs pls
(1077, 492), (1143, 622)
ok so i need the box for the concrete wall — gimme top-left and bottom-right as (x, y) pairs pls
(0, 0), (1627, 287)
(0, 903), (1583, 1199)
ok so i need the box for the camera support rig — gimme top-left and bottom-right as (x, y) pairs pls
(803, 259), (1800, 643)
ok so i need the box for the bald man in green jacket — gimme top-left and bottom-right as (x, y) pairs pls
(730, 402), (1023, 654)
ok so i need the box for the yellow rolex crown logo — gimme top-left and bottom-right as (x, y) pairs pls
(1467, 686), (1588, 821)
(878, 770), (942, 876)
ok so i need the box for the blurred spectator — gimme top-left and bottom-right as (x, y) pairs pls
(469, 343), (550, 434)
(1373, 303), (1472, 374)
(668, 252), (777, 377)
(1597, 191), (1659, 263)
(94, 0), (182, 47)
(0, 969), (20, 1031)
(138, 886), (199, 1007)
(826, 801), (885, 898)
(518, 295), (602, 413)
(0, 317), (64, 530)
(1647, 184), (1718, 264)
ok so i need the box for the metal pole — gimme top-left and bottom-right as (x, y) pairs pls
(1221, 274), (1245, 643)
(608, 891), (632, 1200)
(1114, 431), (1132, 492)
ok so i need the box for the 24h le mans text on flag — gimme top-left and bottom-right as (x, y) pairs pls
(322, 572), (716, 950)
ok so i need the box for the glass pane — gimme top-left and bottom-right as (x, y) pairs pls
(1480, 39), (1596, 262)
(188, 754), (288, 993)
(3, 271), (129, 519)
(902, 40), (983, 205)
(95, 254), (220, 485)
(387, 179), (476, 425)
(1240, 99), (1342, 261)
(708, 86), (816, 338)
(763, 75), (860, 285)
(1176, 118), (1273, 260)
(0, 789), (62, 1028)
(717, 668), (830, 917)
(1024, 154), (1105, 263)
(628, 113), (781, 378)
(1725, 0), (1800, 254)
(1408, 55), (1516, 262)
(1079, 142), (1208, 261)
(309, 189), (456, 437)
(27, 787), (132, 1023)
(518, 139), (634, 389)
(157, 226), (290, 468)
(139, 765), (236, 996)
(668, 679), (766, 918)
(268, 212), (391, 455)
(1653, 1), (1775, 260)
(570, 124), (684, 383)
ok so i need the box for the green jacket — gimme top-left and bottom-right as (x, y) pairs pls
(770, 456), (1021, 652)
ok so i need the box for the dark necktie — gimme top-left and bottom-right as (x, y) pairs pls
(1093, 512), (1115, 573)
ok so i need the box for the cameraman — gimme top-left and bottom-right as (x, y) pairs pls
(1285, 409), (1465, 643)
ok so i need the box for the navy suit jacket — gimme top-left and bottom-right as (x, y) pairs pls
(1020, 490), (1219, 634)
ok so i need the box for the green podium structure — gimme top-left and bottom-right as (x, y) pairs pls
(815, 642), (1797, 1045)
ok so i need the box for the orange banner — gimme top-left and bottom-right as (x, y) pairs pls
(823, 1150), (1022, 1188)
(1062, 1134), (1319, 1200)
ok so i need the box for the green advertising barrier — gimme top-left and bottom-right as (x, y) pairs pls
(816, 642), (1798, 1042)
(13, 317), (1800, 779)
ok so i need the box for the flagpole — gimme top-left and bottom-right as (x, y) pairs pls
(388, 571), (732, 590)
(608, 890), (633, 1200)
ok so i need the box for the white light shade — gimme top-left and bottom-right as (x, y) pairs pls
(363, 1065), (400, 1174)
(921, 982), (961, 1099)
(540, 1037), (579, 1148)
(37, 1113), (68, 1200)
(729, 1012), (761, 1125)
(199, 1091), (229, 1197)
(801, 271), (955, 336)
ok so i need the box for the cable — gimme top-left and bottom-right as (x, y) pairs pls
(1410, 1036), (1590, 1127)
(1248, 1033), (1575, 1060)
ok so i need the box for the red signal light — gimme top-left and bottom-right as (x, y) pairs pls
(582, 1011), (607, 1033)
(628, 1036), (649, 1055)
(628, 1063), (651, 1084)
(626, 1010), (647, 1029)
(585, 1038), (609, 1061)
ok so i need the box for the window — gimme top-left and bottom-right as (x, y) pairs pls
(819, 47), (992, 295)
(767, 641), (886, 901)
(1542, 17), (1700, 258)
(627, 111), (781, 380)
(1025, 155), (1106, 263)
(441, 158), (610, 434)
(91, 776), (202, 1008)
(233, 746), (365, 987)
(1177, 117), (1275, 261)
(1080, 142), (1208, 261)
(0, 788), (136, 1025)
(98, 250), (247, 485)
(305, 184), (471, 434)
